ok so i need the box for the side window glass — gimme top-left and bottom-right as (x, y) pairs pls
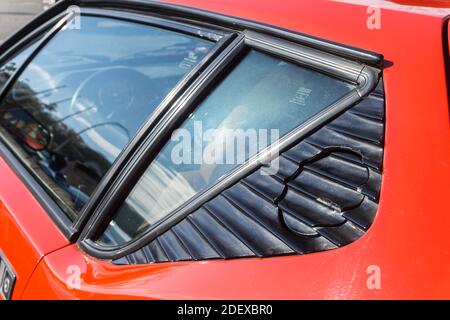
(0, 39), (42, 92)
(0, 16), (214, 218)
(98, 50), (356, 245)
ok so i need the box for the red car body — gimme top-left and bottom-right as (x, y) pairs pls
(0, 0), (449, 299)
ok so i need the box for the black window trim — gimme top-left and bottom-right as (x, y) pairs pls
(0, 0), (71, 59)
(0, 15), (61, 68)
(81, 0), (383, 67)
(81, 7), (229, 42)
(78, 29), (381, 260)
(0, 4), (234, 240)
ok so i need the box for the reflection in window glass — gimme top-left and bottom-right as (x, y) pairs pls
(99, 50), (355, 245)
(0, 16), (214, 218)
(0, 39), (42, 92)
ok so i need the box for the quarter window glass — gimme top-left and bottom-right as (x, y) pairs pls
(0, 16), (214, 218)
(99, 50), (355, 245)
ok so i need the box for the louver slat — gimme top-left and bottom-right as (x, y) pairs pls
(172, 220), (222, 260)
(288, 170), (365, 210)
(224, 184), (335, 254)
(189, 209), (255, 258)
(205, 196), (293, 256)
(279, 188), (347, 227)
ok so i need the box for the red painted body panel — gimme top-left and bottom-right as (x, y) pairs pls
(2, 0), (450, 299)
(0, 158), (68, 299)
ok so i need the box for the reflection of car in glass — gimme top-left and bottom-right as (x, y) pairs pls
(0, 0), (448, 299)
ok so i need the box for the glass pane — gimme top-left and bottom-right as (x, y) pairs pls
(0, 16), (214, 218)
(99, 50), (355, 245)
(0, 39), (42, 91)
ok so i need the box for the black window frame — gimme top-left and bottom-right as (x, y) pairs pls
(0, 0), (383, 258)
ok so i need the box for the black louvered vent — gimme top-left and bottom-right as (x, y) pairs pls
(115, 80), (385, 265)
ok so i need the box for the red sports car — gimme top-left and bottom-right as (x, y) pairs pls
(0, 0), (448, 300)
